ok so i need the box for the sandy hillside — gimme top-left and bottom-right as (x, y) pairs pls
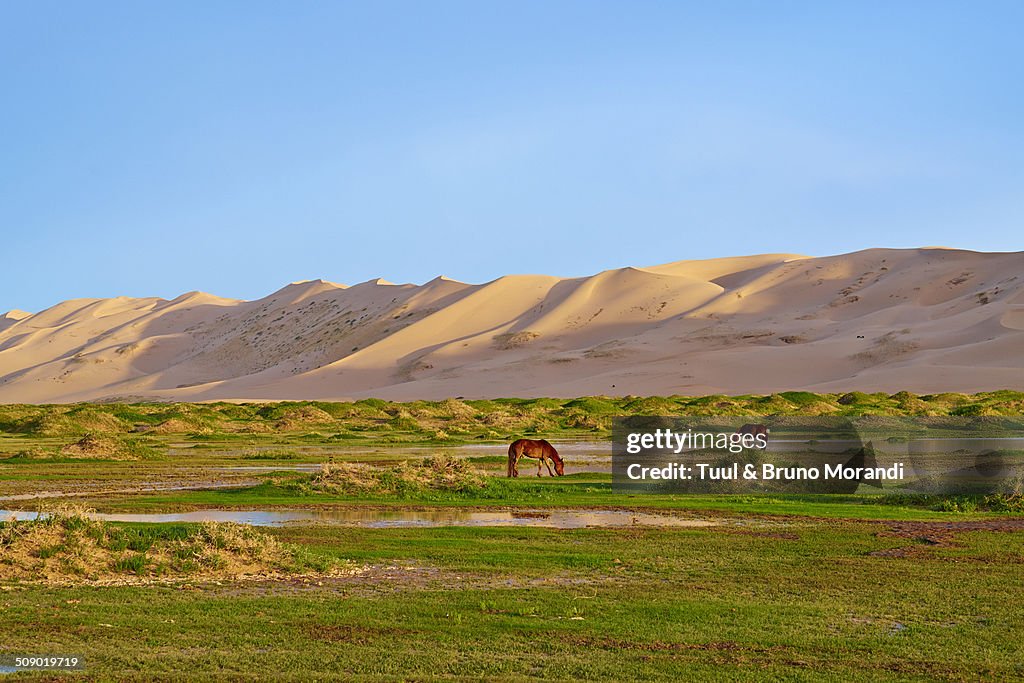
(1, 248), (1022, 402)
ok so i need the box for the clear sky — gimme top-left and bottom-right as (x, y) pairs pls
(2, 1), (1021, 313)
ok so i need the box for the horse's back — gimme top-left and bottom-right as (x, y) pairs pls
(510, 438), (549, 456)
(737, 423), (768, 436)
(509, 438), (535, 453)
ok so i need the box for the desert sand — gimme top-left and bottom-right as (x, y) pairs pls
(1, 248), (1022, 403)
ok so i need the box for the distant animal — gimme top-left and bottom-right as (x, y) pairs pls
(821, 443), (882, 494)
(507, 439), (564, 477)
(736, 423), (770, 439)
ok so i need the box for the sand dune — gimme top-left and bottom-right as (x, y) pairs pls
(1, 248), (1022, 402)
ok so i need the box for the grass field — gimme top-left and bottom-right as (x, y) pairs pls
(1, 396), (1022, 680)
(2, 522), (1022, 680)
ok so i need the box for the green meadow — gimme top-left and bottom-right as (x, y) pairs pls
(2, 522), (1021, 680)
(1, 394), (1022, 680)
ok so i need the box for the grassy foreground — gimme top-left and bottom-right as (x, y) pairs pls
(2, 396), (1023, 680)
(1, 521), (1021, 680)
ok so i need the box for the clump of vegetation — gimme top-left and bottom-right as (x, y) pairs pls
(309, 455), (486, 495)
(388, 411), (422, 432)
(146, 417), (211, 434)
(493, 330), (540, 349)
(10, 406), (133, 437)
(240, 448), (302, 460)
(59, 433), (161, 460)
(6, 446), (59, 460)
(979, 493), (1024, 512)
(0, 506), (353, 585)
(268, 404), (336, 430)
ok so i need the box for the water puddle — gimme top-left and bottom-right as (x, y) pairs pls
(213, 465), (322, 472)
(0, 508), (715, 529)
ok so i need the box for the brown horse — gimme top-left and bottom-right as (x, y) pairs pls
(736, 423), (770, 438)
(507, 439), (564, 477)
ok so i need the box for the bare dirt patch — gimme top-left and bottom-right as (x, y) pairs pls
(868, 518), (1024, 558)
(880, 518), (1024, 538)
(307, 623), (418, 644)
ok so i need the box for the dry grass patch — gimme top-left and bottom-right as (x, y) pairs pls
(493, 330), (539, 349)
(59, 433), (159, 460)
(0, 507), (356, 585)
(310, 454), (486, 494)
(146, 417), (211, 434)
(273, 405), (335, 430)
(20, 408), (131, 436)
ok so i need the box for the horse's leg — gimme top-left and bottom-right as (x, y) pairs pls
(544, 458), (555, 476)
(536, 456), (543, 477)
(513, 453), (521, 478)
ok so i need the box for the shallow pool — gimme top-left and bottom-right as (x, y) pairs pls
(0, 507), (715, 529)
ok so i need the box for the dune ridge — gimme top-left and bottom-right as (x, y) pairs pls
(1, 248), (1022, 402)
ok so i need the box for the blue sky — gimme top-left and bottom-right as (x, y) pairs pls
(2, 1), (1021, 312)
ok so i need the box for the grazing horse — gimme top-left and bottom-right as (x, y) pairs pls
(832, 443), (882, 493)
(507, 439), (564, 477)
(736, 423), (770, 439)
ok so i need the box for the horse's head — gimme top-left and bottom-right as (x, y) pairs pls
(547, 444), (565, 476)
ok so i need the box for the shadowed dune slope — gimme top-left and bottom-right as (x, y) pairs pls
(1, 248), (1022, 402)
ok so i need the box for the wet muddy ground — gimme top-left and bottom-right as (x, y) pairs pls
(0, 507), (715, 529)
(0, 440), (611, 502)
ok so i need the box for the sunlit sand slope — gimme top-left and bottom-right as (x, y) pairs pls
(1, 248), (1022, 401)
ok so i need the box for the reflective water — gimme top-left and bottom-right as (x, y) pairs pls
(0, 507), (714, 529)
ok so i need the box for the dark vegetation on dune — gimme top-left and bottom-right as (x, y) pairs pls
(0, 391), (1022, 443)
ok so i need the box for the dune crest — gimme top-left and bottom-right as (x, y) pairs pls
(1, 248), (1022, 402)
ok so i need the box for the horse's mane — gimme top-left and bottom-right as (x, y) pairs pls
(541, 440), (562, 462)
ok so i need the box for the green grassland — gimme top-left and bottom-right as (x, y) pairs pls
(1, 394), (1023, 680)
(1, 522), (1021, 680)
